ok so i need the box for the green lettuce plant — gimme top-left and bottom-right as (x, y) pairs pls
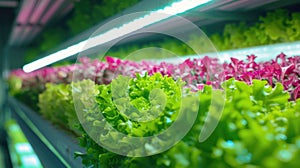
(75, 75), (300, 167)
(38, 80), (97, 134)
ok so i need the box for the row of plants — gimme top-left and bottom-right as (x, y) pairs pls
(75, 76), (300, 167)
(8, 53), (300, 111)
(107, 9), (300, 58)
(7, 53), (300, 167)
(40, 72), (299, 167)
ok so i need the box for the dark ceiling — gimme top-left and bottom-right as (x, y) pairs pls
(0, 7), (14, 45)
(0, 2), (17, 76)
(0, 0), (73, 74)
(8, 0), (73, 46)
(1, 0), (74, 46)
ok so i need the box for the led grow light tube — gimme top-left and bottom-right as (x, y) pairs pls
(205, 41), (300, 62)
(23, 0), (212, 72)
(150, 41), (300, 64)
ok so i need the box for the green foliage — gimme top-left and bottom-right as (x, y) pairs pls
(196, 79), (300, 167)
(76, 73), (186, 167)
(7, 76), (22, 96)
(243, 22), (268, 46)
(106, 9), (300, 58)
(96, 73), (183, 135)
(12, 65), (300, 167)
(259, 9), (287, 42)
(14, 89), (41, 111)
(74, 76), (300, 167)
(67, 0), (140, 35)
(38, 79), (96, 134)
(8, 75), (41, 111)
(287, 13), (300, 41)
(223, 22), (248, 49)
(210, 9), (300, 50)
(24, 48), (40, 63)
(38, 83), (72, 129)
(40, 27), (67, 53)
(24, 27), (67, 63)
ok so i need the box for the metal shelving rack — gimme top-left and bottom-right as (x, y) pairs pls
(8, 97), (85, 168)
(3, 0), (300, 167)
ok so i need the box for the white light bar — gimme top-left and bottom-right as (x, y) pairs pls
(23, 0), (212, 73)
(209, 41), (300, 62)
(23, 41), (87, 72)
(154, 41), (300, 64)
